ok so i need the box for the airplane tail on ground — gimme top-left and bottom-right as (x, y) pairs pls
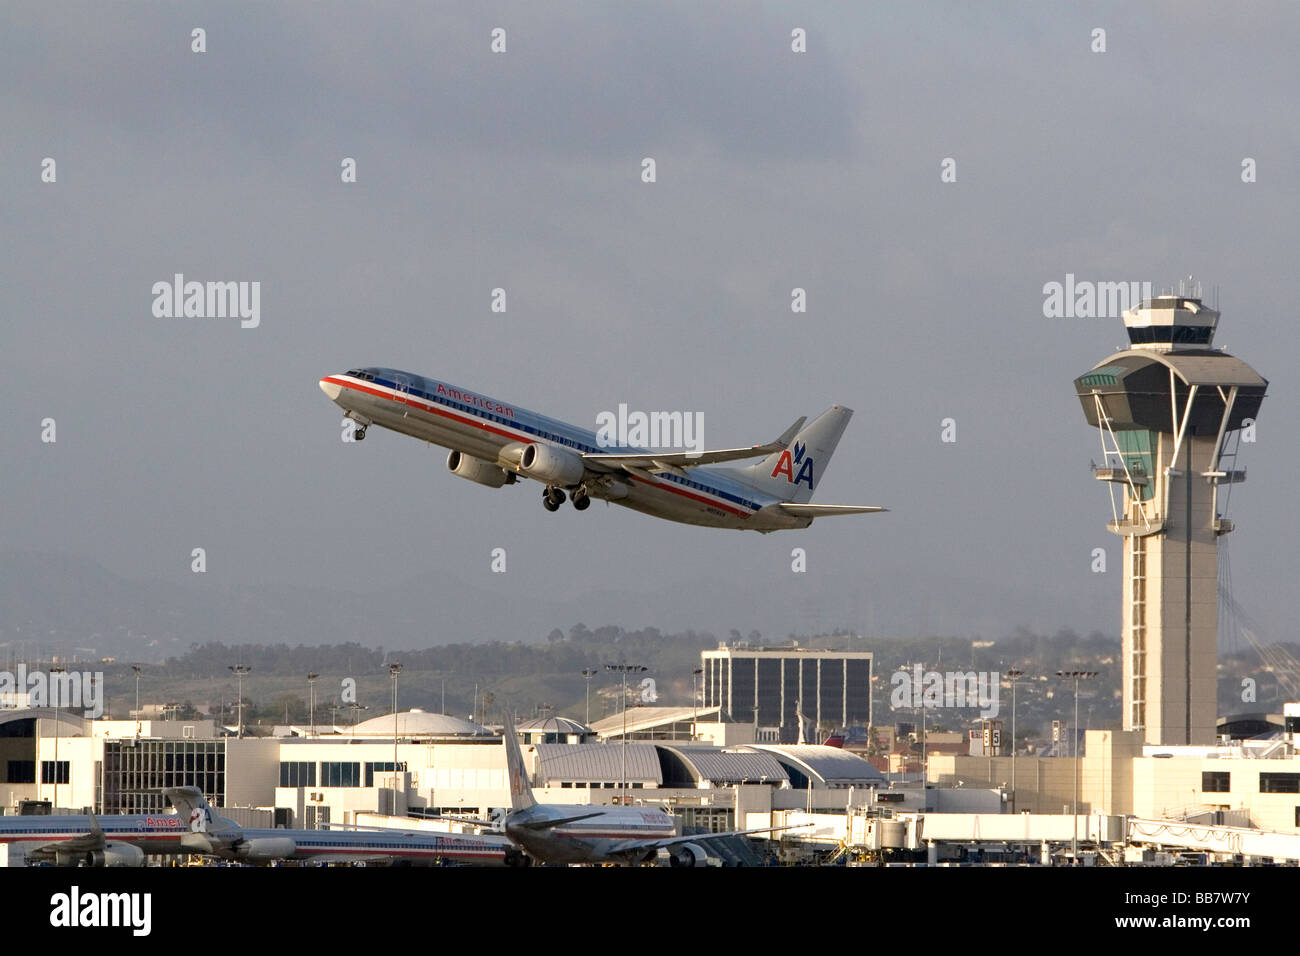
(733, 406), (854, 504)
(164, 786), (238, 834)
(500, 711), (537, 812)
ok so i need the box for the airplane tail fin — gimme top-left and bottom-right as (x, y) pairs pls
(733, 406), (853, 504)
(500, 711), (537, 812)
(165, 786), (238, 834)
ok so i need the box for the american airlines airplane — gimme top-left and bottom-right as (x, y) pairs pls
(319, 368), (884, 531)
(0, 812), (190, 867)
(441, 713), (802, 866)
(164, 788), (515, 867)
(0, 790), (513, 867)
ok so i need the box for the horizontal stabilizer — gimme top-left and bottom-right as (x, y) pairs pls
(779, 503), (887, 517)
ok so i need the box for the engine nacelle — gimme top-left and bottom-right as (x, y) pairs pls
(447, 450), (512, 488)
(504, 847), (533, 868)
(86, 843), (146, 868)
(235, 837), (297, 862)
(668, 842), (709, 868)
(517, 442), (584, 486)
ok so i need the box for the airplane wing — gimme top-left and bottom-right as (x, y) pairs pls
(515, 812), (605, 831)
(430, 810), (606, 831)
(428, 814), (502, 830)
(603, 823), (811, 859)
(22, 817), (108, 863)
(582, 417), (805, 476)
(778, 503), (888, 517)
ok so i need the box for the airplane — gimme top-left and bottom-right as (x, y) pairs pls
(164, 787), (517, 867)
(437, 713), (804, 866)
(318, 368), (885, 532)
(0, 806), (196, 866)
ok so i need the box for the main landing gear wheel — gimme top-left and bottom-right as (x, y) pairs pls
(572, 490), (591, 511)
(354, 426), (366, 441)
(543, 488), (565, 511)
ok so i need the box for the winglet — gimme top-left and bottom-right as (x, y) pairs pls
(774, 416), (806, 449)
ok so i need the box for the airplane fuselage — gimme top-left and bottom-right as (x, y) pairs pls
(502, 804), (676, 866)
(230, 826), (510, 866)
(319, 368), (810, 532)
(0, 813), (190, 863)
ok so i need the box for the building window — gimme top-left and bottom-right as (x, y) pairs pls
(279, 762), (317, 788)
(1202, 771), (1230, 793)
(40, 761), (69, 784)
(1260, 773), (1300, 794)
(6, 760), (36, 784)
(321, 762), (360, 788)
(364, 762), (407, 787)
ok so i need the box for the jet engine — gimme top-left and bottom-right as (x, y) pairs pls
(517, 443), (584, 486)
(447, 450), (513, 488)
(668, 842), (709, 867)
(234, 837), (298, 862)
(85, 843), (146, 868)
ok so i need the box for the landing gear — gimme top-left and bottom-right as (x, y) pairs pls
(543, 487), (566, 512)
(353, 426), (366, 441)
(571, 488), (591, 511)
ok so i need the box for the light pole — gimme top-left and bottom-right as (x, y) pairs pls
(692, 667), (703, 739)
(50, 664), (65, 809)
(1057, 670), (1097, 863)
(1006, 668), (1023, 810)
(228, 665), (251, 738)
(581, 668), (597, 726)
(605, 664), (646, 805)
(307, 673), (319, 738)
(348, 701), (368, 736)
(131, 663), (142, 718)
(389, 663), (403, 785)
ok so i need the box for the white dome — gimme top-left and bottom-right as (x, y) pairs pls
(514, 716), (593, 735)
(353, 710), (493, 738)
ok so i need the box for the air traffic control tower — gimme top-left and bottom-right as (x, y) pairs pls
(1075, 290), (1267, 746)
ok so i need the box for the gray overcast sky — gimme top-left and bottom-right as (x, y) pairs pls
(3, 2), (1297, 650)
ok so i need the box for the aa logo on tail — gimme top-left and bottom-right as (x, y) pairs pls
(771, 441), (814, 489)
(189, 807), (212, 833)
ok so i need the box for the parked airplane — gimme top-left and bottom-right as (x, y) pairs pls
(438, 714), (802, 866)
(319, 368), (884, 531)
(0, 807), (194, 866)
(164, 788), (515, 866)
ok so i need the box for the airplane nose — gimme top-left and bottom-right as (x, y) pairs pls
(319, 377), (342, 401)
